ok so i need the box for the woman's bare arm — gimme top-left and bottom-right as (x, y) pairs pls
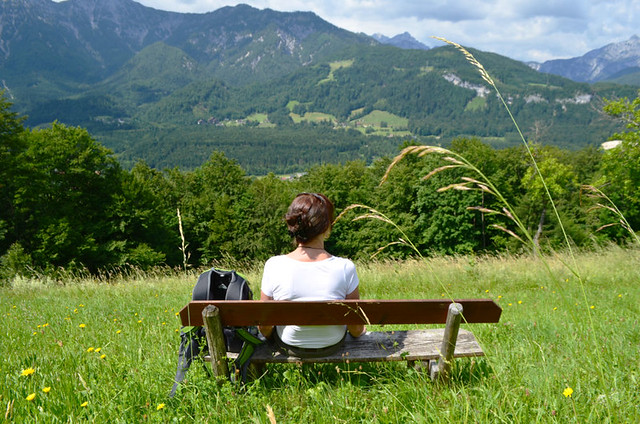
(345, 287), (366, 337)
(258, 291), (274, 339)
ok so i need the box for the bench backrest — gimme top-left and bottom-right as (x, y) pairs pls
(179, 299), (502, 327)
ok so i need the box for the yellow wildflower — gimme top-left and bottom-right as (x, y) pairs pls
(95, 347), (101, 353)
(42, 387), (51, 393)
(518, 300), (522, 304)
(563, 387), (573, 398)
(21, 367), (35, 377)
(116, 330), (122, 334)
(81, 401), (88, 407)
(157, 403), (166, 410)
(590, 305), (595, 309)
(100, 354), (106, 359)
(87, 347), (95, 353)
(79, 323), (86, 328)
(26, 393), (36, 401)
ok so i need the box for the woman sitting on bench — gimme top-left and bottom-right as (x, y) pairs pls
(259, 192), (366, 357)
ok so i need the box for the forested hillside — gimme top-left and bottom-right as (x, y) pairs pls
(3, 0), (638, 173)
(2, 92), (639, 279)
(78, 44), (639, 172)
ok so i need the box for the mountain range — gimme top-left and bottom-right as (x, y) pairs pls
(530, 35), (640, 84)
(371, 32), (430, 50)
(1, 0), (639, 173)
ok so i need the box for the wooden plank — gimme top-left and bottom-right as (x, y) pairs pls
(179, 299), (501, 327)
(216, 329), (484, 364)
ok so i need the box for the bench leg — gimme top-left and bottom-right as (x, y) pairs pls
(202, 305), (230, 380)
(430, 303), (462, 382)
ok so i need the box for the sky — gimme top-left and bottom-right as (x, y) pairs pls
(115, 0), (639, 63)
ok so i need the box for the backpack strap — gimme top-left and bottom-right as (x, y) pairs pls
(231, 328), (264, 384)
(169, 326), (206, 397)
(192, 269), (213, 300)
(225, 271), (247, 301)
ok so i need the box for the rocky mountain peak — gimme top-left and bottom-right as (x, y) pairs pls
(372, 32), (429, 50)
(535, 35), (640, 83)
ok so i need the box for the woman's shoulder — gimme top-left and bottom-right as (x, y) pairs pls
(327, 255), (356, 269)
(265, 255), (288, 265)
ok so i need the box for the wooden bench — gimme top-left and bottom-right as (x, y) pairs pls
(179, 299), (502, 382)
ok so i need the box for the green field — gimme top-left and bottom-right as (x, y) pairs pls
(465, 97), (487, 112)
(2, 246), (639, 422)
(354, 110), (408, 128)
(318, 59), (355, 84)
(348, 110), (411, 136)
(290, 112), (336, 124)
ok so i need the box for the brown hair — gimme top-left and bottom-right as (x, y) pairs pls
(285, 193), (334, 243)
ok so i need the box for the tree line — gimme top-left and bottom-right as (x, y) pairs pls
(1, 91), (639, 281)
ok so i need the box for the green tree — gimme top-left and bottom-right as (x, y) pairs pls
(0, 93), (27, 254)
(242, 174), (295, 259)
(180, 152), (252, 265)
(596, 92), (640, 238)
(14, 123), (122, 271)
(519, 147), (578, 249)
(108, 162), (180, 268)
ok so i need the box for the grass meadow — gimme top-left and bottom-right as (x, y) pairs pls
(2, 244), (639, 422)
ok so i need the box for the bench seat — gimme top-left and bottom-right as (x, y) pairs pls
(222, 328), (483, 364)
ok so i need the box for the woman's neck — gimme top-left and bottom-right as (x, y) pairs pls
(297, 243), (324, 251)
(287, 239), (331, 262)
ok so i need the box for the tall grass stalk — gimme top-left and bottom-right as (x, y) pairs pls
(335, 204), (424, 259)
(582, 184), (640, 246)
(177, 208), (190, 272)
(430, 38), (620, 419)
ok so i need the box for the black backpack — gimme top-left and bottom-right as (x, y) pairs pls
(170, 268), (262, 397)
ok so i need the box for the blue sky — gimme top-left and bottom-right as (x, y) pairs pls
(64, 0), (640, 62)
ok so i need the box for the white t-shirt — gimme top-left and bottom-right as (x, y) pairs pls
(261, 255), (359, 348)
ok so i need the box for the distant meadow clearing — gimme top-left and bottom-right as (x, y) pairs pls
(2, 245), (639, 422)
